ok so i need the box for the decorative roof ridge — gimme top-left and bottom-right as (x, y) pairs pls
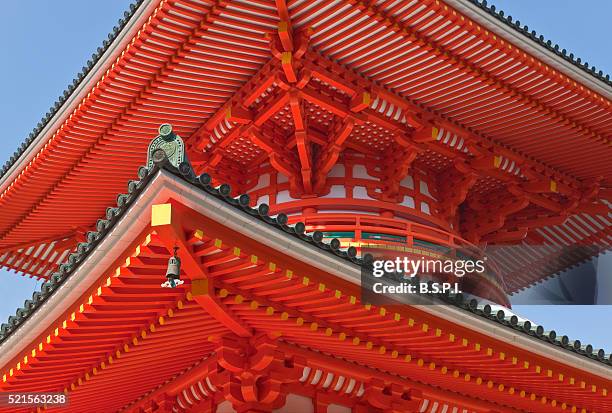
(0, 156), (610, 368)
(0, 0), (146, 181)
(470, 0), (611, 87)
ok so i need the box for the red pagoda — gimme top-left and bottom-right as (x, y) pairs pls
(0, 0), (610, 412)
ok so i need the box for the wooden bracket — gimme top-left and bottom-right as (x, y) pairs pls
(151, 202), (252, 337)
(191, 279), (252, 337)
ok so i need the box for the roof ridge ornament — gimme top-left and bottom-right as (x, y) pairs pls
(147, 123), (189, 169)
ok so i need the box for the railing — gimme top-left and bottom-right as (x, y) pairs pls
(295, 213), (475, 251)
(288, 213), (506, 291)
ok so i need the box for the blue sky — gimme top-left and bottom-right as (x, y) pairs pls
(0, 0), (134, 336)
(0, 1), (610, 350)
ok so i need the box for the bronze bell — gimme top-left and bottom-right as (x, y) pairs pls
(165, 246), (182, 288)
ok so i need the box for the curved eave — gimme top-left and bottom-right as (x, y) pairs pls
(0, 0), (157, 194)
(1, 166), (610, 373)
(0, 0), (609, 288)
(448, 0), (612, 99)
(2, 0), (611, 195)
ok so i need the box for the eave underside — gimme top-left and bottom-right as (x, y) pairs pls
(1, 180), (609, 413)
(0, 0), (609, 290)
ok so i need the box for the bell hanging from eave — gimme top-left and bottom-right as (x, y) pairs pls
(162, 246), (184, 288)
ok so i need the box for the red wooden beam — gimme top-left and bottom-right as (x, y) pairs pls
(313, 117), (355, 193)
(151, 202), (252, 338)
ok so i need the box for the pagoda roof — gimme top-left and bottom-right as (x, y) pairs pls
(450, 0), (611, 90)
(1, 160), (609, 367)
(0, 0), (609, 186)
(0, 159), (610, 412)
(0, 0), (610, 289)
